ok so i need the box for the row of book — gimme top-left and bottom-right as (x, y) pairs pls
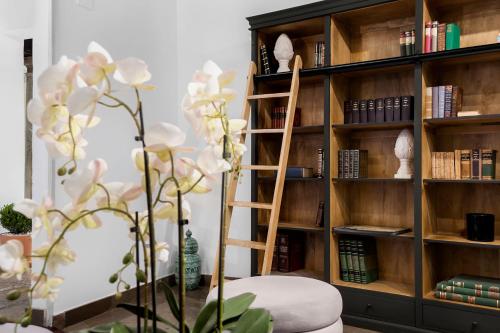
(314, 41), (326, 68)
(272, 231), (305, 273)
(339, 236), (378, 284)
(399, 29), (416, 56)
(431, 149), (496, 180)
(434, 275), (500, 309)
(424, 22), (460, 53)
(344, 96), (414, 124)
(271, 106), (301, 128)
(338, 150), (368, 179)
(424, 85), (463, 119)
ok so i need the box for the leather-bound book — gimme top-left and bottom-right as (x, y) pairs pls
(343, 150), (350, 179)
(424, 22), (432, 53)
(393, 96), (401, 121)
(375, 98), (385, 123)
(438, 23), (447, 51)
(277, 232), (305, 273)
(400, 31), (406, 56)
(401, 96), (414, 121)
(351, 99), (360, 124)
(438, 86), (445, 118)
(471, 149), (481, 180)
(315, 201), (325, 227)
(451, 86), (462, 117)
(432, 86), (439, 118)
(481, 149), (496, 180)
(384, 97), (394, 122)
(431, 21), (438, 52)
(460, 150), (472, 179)
(338, 150), (344, 178)
(360, 100), (368, 123)
(444, 85), (453, 118)
(425, 88), (432, 119)
(344, 100), (352, 124)
(367, 99), (376, 123)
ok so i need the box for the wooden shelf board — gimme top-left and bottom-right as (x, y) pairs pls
(254, 67), (329, 82)
(333, 279), (414, 297)
(332, 121), (413, 132)
(258, 222), (324, 233)
(424, 291), (500, 312)
(424, 234), (500, 249)
(271, 269), (324, 280)
(332, 177), (413, 184)
(420, 43), (500, 64)
(259, 176), (324, 182)
(247, 125), (323, 135)
(424, 114), (500, 127)
(333, 227), (414, 239)
(423, 179), (500, 185)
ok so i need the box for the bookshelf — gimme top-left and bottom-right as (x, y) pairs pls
(248, 0), (500, 331)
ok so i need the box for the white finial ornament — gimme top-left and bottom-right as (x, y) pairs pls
(394, 128), (414, 179)
(274, 34), (294, 73)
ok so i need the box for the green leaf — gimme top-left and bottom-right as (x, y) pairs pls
(158, 282), (191, 333)
(111, 322), (130, 333)
(192, 300), (217, 333)
(232, 309), (273, 333)
(117, 303), (178, 330)
(222, 293), (256, 322)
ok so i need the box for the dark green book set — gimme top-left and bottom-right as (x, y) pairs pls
(248, 0), (500, 332)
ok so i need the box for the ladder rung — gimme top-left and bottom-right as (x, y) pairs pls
(247, 92), (290, 100)
(228, 201), (273, 210)
(241, 165), (279, 171)
(227, 239), (267, 250)
(242, 128), (284, 134)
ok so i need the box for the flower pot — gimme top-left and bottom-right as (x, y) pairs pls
(0, 233), (32, 260)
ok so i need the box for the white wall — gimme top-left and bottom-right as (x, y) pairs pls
(51, 0), (178, 314)
(48, 0), (318, 314)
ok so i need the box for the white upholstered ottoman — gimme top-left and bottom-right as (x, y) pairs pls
(207, 276), (343, 333)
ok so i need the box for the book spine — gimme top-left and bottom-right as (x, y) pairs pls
(448, 278), (500, 293)
(411, 29), (416, 55)
(454, 87), (463, 116)
(471, 149), (481, 179)
(455, 150), (461, 180)
(446, 23), (460, 50)
(425, 88), (433, 119)
(438, 23), (447, 51)
(437, 282), (500, 300)
(260, 44), (271, 75)
(364, 238), (378, 283)
(375, 98), (385, 123)
(339, 239), (349, 281)
(352, 99), (360, 124)
(435, 291), (500, 308)
(431, 21), (438, 52)
(359, 150), (368, 178)
(353, 150), (360, 179)
(338, 150), (344, 178)
(401, 96), (413, 121)
(367, 99), (376, 123)
(405, 31), (412, 56)
(352, 238), (361, 283)
(400, 31), (406, 56)
(444, 85), (453, 118)
(432, 86), (439, 118)
(425, 22), (432, 53)
(360, 100), (368, 123)
(451, 86), (458, 117)
(384, 97), (394, 122)
(278, 234), (289, 272)
(432, 152), (437, 179)
(346, 239), (354, 282)
(349, 150), (355, 179)
(393, 96), (401, 121)
(438, 86), (445, 118)
(460, 150), (472, 179)
(481, 149), (496, 180)
(449, 152), (455, 179)
(344, 100), (352, 124)
(357, 239), (367, 284)
(343, 150), (350, 179)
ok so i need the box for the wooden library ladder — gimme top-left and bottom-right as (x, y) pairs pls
(210, 56), (303, 290)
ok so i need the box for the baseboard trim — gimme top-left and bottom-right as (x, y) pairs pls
(342, 314), (437, 333)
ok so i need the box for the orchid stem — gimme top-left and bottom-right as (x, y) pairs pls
(177, 190), (187, 333)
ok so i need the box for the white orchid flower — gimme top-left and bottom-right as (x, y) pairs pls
(96, 182), (143, 212)
(144, 123), (192, 162)
(197, 145), (231, 175)
(114, 57), (153, 89)
(33, 239), (76, 273)
(154, 197), (191, 223)
(79, 41), (115, 87)
(15, 197), (55, 239)
(0, 240), (29, 280)
(55, 203), (102, 231)
(37, 128), (88, 160)
(31, 275), (64, 302)
(64, 159), (108, 205)
(156, 242), (170, 263)
(67, 86), (101, 125)
(38, 56), (79, 106)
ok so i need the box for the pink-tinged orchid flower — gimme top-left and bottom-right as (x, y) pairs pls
(144, 123), (192, 162)
(96, 182), (143, 212)
(37, 56), (79, 106)
(79, 41), (115, 87)
(31, 275), (64, 302)
(154, 197), (191, 223)
(15, 197), (56, 239)
(33, 239), (76, 273)
(0, 240), (29, 280)
(197, 145), (231, 175)
(63, 159), (108, 205)
(114, 57), (153, 89)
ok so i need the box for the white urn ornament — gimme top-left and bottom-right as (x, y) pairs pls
(274, 33), (294, 73)
(394, 128), (414, 179)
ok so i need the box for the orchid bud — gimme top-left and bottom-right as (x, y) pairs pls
(136, 269), (146, 282)
(20, 315), (31, 327)
(109, 273), (118, 284)
(122, 253), (133, 265)
(115, 292), (123, 301)
(6, 290), (21, 301)
(57, 167), (67, 176)
(124, 283), (131, 290)
(68, 166), (76, 175)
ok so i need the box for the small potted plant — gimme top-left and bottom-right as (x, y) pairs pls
(0, 203), (32, 258)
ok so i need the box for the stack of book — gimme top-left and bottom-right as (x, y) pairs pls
(344, 96), (413, 124)
(272, 231), (305, 273)
(314, 41), (326, 67)
(434, 275), (500, 309)
(424, 22), (460, 53)
(272, 106), (301, 128)
(431, 149), (496, 180)
(425, 85), (463, 119)
(400, 29), (416, 56)
(259, 44), (271, 74)
(339, 236), (378, 284)
(338, 149), (368, 179)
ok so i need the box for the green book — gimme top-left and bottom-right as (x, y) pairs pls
(445, 23), (460, 50)
(447, 275), (500, 293)
(352, 239), (361, 283)
(339, 238), (349, 281)
(358, 238), (378, 284)
(435, 291), (500, 308)
(346, 239), (354, 282)
(437, 281), (500, 300)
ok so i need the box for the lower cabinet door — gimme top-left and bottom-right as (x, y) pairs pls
(339, 287), (415, 326)
(423, 303), (500, 333)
